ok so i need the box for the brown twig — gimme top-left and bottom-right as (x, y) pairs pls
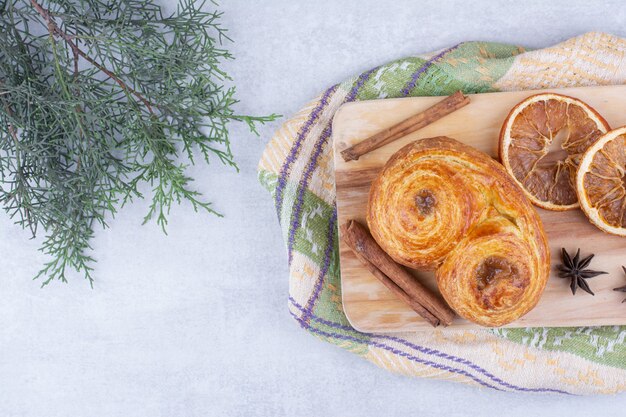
(72, 46), (79, 80)
(30, 0), (155, 114)
(340, 220), (455, 327)
(341, 91), (470, 161)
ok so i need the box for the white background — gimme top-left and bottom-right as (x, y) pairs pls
(2, 1), (626, 416)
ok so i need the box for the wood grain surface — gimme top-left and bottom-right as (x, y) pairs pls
(333, 85), (626, 332)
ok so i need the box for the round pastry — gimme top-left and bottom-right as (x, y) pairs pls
(367, 137), (550, 327)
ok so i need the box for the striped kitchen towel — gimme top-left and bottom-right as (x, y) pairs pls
(258, 32), (626, 395)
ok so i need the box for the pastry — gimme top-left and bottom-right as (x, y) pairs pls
(367, 137), (550, 327)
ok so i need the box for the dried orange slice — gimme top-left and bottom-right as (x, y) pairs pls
(499, 93), (610, 210)
(577, 126), (626, 236)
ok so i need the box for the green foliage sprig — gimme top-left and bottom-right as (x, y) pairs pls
(0, 0), (278, 286)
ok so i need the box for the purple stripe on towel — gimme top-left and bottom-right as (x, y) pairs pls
(286, 66), (379, 264)
(401, 43), (462, 96)
(274, 85), (338, 218)
(288, 297), (572, 395)
(285, 67), (380, 319)
(300, 209), (337, 324)
(289, 310), (503, 391)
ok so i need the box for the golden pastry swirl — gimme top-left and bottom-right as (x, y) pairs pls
(367, 137), (550, 327)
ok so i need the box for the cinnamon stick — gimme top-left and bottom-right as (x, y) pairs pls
(340, 91), (470, 161)
(340, 220), (455, 327)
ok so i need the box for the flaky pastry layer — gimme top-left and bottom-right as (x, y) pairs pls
(367, 137), (550, 327)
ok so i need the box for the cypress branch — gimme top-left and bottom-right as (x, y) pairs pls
(0, 0), (279, 286)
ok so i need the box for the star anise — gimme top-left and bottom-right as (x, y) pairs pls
(557, 248), (607, 295)
(613, 266), (626, 303)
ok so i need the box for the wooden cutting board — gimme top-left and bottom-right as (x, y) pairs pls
(333, 84), (626, 332)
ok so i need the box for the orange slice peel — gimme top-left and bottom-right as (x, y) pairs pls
(499, 93), (610, 211)
(577, 126), (626, 236)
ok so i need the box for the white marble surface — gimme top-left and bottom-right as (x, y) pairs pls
(2, 1), (626, 416)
